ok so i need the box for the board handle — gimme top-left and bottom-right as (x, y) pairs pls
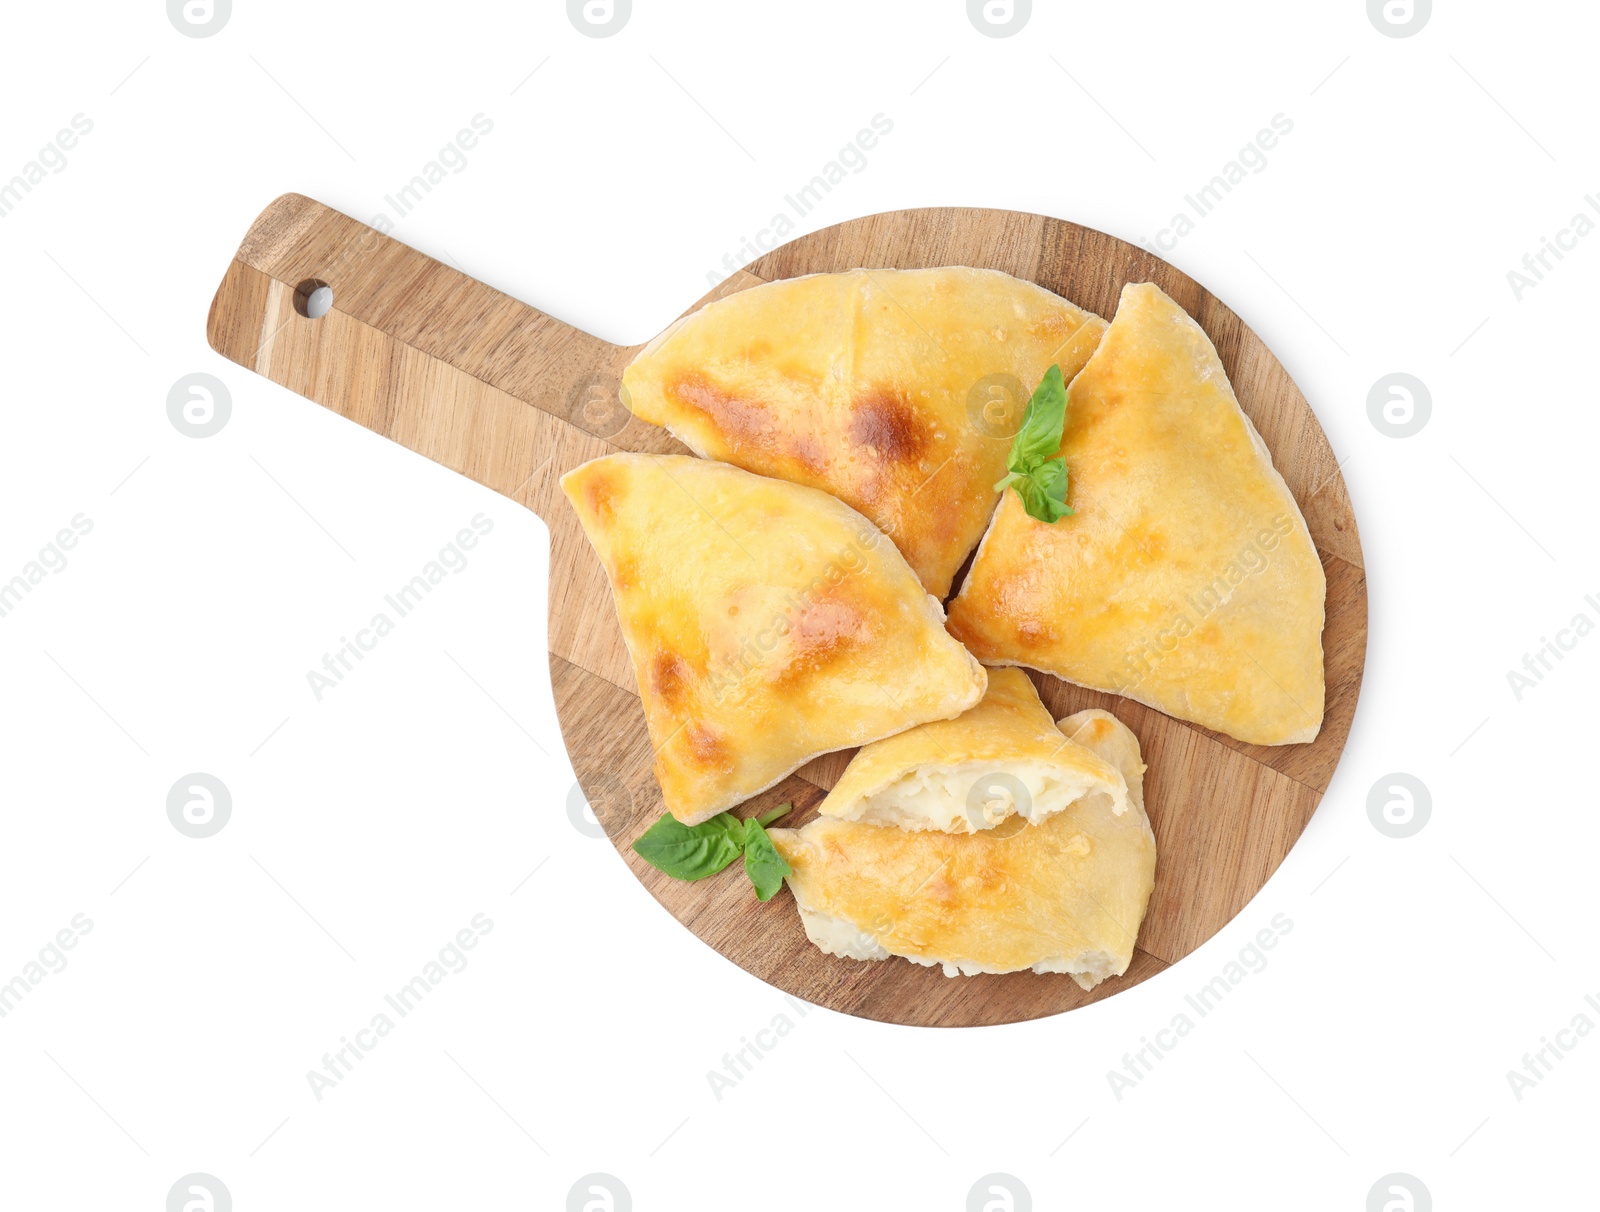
(205, 193), (768, 693)
(204, 193), (685, 521)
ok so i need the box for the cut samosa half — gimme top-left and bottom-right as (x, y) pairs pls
(816, 667), (1128, 833)
(561, 453), (986, 825)
(946, 282), (1326, 746)
(770, 708), (1156, 988)
(621, 268), (1107, 598)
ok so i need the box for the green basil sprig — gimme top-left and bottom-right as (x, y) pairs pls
(993, 363), (1073, 523)
(632, 803), (793, 901)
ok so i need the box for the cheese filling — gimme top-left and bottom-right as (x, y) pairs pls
(834, 760), (1122, 833)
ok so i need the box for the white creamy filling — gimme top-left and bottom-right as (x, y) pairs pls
(841, 761), (1114, 833)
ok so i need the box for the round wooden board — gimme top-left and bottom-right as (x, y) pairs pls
(208, 196), (1367, 1027)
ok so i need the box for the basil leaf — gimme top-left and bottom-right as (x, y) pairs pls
(1006, 474), (1045, 520)
(1009, 364), (1067, 470)
(632, 805), (795, 900)
(1029, 456), (1072, 522)
(741, 817), (792, 902)
(632, 812), (745, 881)
(994, 364), (1074, 523)
(706, 812), (749, 846)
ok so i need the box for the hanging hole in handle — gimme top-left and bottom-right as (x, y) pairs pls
(293, 278), (334, 319)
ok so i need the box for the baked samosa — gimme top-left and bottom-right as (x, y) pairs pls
(816, 667), (1128, 833)
(621, 268), (1107, 597)
(946, 283), (1326, 745)
(562, 454), (986, 825)
(771, 706), (1156, 988)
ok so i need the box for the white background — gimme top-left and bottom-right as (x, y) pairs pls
(1, 1), (1594, 1209)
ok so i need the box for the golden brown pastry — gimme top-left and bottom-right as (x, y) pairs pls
(816, 667), (1128, 832)
(561, 453), (986, 825)
(946, 283), (1326, 745)
(1057, 709), (1148, 814)
(771, 706), (1155, 987)
(620, 268), (1107, 597)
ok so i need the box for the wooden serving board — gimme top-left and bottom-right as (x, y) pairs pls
(208, 195), (1366, 1027)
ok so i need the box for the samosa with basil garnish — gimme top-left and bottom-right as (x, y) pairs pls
(947, 283), (1326, 746)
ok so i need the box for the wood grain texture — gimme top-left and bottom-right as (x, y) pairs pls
(208, 195), (1366, 1026)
